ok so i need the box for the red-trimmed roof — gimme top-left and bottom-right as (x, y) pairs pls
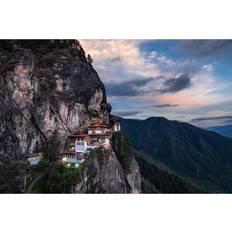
(88, 133), (112, 137)
(62, 151), (76, 155)
(88, 125), (110, 129)
(69, 134), (90, 138)
(62, 151), (85, 156)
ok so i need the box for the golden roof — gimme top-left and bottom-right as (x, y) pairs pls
(90, 116), (107, 125)
(89, 116), (110, 129)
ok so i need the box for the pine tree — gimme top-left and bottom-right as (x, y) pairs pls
(87, 54), (93, 64)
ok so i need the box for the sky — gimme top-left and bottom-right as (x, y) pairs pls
(80, 40), (232, 128)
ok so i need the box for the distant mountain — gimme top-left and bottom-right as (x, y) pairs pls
(135, 151), (205, 193)
(207, 125), (232, 138)
(120, 117), (232, 193)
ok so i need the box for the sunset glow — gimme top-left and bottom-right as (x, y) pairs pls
(81, 40), (232, 127)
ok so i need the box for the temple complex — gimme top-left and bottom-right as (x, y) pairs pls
(61, 116), (120, 165)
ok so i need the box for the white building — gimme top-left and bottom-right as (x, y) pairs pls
(62, 155), (78, 163)
(75, 140), (88, 153)
(62, 152), (85, 164)
(62, 156), (85, 164)
(104, 137), (110, 145)
(61, 117), (113, 165)
(27, 154), (42, 166)
(88, 128), (102, 135)
(113, 121), (121, 132)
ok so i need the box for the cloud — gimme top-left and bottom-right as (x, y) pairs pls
(143, 104), (179, 108)
(145, 50), (175, 67)
(181, 40), (232, 59)
(224, 119), (232, 124)
(190, 115), (232, 127)
(159, 73), (192, 93)
(80, 40), (228, 122)
(191, 115), (232, 123)
(106, 78), (154, 97)
(112, 110), (141, 117)
(80, 40), (161, 83)
(152, 104), (179, 108)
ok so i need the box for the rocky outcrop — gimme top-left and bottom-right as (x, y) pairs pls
(0, 158), (26, 193)
(0, 40), (109, 161)
(0, 40), (140, 193)
(72, 149), (140, 193)
(73, 149), (127, 193)
(124, 158), (141, 193)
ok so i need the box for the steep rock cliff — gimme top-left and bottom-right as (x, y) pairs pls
(73, 149), (140, 193)
(0, 40), (109, 161)
(0, 40), (140, 193)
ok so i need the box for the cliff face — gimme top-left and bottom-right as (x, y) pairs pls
(0, 40), (140, 193)
(0, 40), (109, 161)
(73, 149), (141, 193)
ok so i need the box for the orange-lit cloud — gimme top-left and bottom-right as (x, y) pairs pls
(80, 40), (161, 81)
(80, 40), (232, 126)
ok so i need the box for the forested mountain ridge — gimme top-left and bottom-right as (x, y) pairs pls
(207, 124), (232, 138)
(135, 152), (205, 193)
(120, 116), (232, 193)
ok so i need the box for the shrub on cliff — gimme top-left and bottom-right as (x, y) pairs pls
(112, 131), (133, 172)
(32, 163), (79, 193)
(31, 150), (99, 193)
(87, 54), (93, 64)
(39, 78), (57, 93)
(39, 134), (60, 162)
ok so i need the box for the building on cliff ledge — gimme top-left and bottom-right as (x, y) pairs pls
(61, 116), (121, 165)
(111, 118), (121, 132)
(61, 151), (85, 165)
(27, 153), (42, 166)
(61, 116), (115, 164)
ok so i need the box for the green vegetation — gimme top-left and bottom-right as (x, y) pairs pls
(112, 131), (134, 172)
(32, 149), (101, 193)
(39, 134), (60, 162)
(32, 163), (78, 193)
(121, 117), (232, 193)
(78, 149), (100, 169)
(135, 152), (205, 193)
(39, 78), (57, 93)
(95, 148), (104, 167)
(141, 178), (159, 193)
(30, 160), (49, 174)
